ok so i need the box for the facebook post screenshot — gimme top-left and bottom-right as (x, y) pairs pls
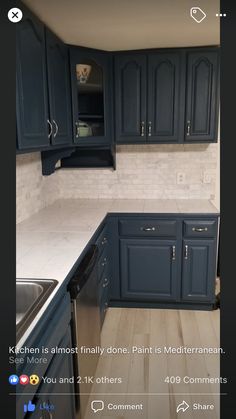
(0, 0), (235, 418)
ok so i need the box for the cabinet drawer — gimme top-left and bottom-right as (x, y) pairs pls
(183, 220), (217, 238)
(119, 219), (177, 237)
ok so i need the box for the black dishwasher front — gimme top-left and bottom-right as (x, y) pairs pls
(68, 244), (100, 418)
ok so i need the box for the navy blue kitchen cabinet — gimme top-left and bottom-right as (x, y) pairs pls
(16, 6), (72, 152)
(185, 50), (219, 142)
(147, 52), (182, 143)
(16, 7), (50, 150)
(96, 225), (111, 326)
(46, 29), (72, 146)
(182, 239), (217, 302)
(29, 328), (76, 419)
(114, 48), (219, 144)
(109, 215), (219, 309)
(114, 54), (147, 143)
(120, 239), (179, 301)
(69, 47), (113, 147)
(114, 50), (182, 144)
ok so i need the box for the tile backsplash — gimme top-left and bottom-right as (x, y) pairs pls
(16, 153), (59, 223)
(57, 144), (217, 200)
(16, 144), (218, 222)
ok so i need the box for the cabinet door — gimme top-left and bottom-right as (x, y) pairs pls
(120, 239), (179, 301)
(29, 328), (76, 419)
(182, 239), (216, 302)
(70, 48), (112, 146)
(46, 29), (72, 145)
(16, 9), (49, 150)
(115, 54), (147, 143)
(184, 50), (219, 142)
(147, 52), (181, 142)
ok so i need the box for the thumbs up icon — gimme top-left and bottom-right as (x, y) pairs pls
(23, 401), (36, 413)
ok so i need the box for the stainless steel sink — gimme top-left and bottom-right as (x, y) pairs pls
(16, 279), (58, 343)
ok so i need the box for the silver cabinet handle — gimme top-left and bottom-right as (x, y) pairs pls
(75, 121), (80, 138)
(52, 120), (59, 138)
(172, 246), (176, 261)
(101, 257), (107, 267)
(186, 120), (191, 136)
(141, 227), (156, 232)
(47, 119), (53, 138)
(101, 237), (107, 245)
(148, 121), (152, 137)
(141, 121), (145, 137)
(184, 245), (188, 260)
(192, 227), (208, 232)
(103, 280), (110, 288)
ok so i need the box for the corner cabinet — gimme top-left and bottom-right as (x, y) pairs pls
(69, 47), (113, 147)
(16, 6), (72, 152)
(114, 47), (219, 144)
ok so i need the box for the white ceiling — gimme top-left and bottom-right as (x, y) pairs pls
(23, 0), (220, 51)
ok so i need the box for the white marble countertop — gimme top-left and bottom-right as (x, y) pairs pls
(16, 198), (219, 347)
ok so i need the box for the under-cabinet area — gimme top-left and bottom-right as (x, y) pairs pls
(15, 1), (221, 418)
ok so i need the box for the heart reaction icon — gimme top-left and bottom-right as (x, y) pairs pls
(20, 375), (29, 385)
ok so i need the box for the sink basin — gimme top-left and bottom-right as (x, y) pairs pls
(16, 279), (58, 343)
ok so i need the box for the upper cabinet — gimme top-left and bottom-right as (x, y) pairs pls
(16, 7), (72, 152)
(114, 54), (147, 143)
(184, 50), (219, 142)
(147, 52), (182, 142)
(114, 48), (219, 144)
(16, 10), (49, 149)
(69, 48), (113, 146)
(45, 29), (72, 146)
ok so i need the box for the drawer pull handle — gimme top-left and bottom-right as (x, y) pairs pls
(141, 227), (156, 232)
(172, 246), (176, 261)
(192, 227), (208, 232)
(103, 281), (110, 288)
(184, 245), (188, 260)
(101, 237), (107, 245)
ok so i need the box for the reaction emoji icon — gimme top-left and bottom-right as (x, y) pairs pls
(30, 374), (40, 385)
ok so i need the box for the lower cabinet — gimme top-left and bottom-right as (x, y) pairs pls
(96, 225), (111, 326)
(116, 216), (219, 308)
(16, 293), (76, 419)
(30, 328), (76, 419)
(120, 239), (179, 301)
(182, 239), (216, 302)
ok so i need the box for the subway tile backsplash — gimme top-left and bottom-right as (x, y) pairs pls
(57, 144), (217, 200)
(16, 153), (59, 223)
(16, 144), (218, 223)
